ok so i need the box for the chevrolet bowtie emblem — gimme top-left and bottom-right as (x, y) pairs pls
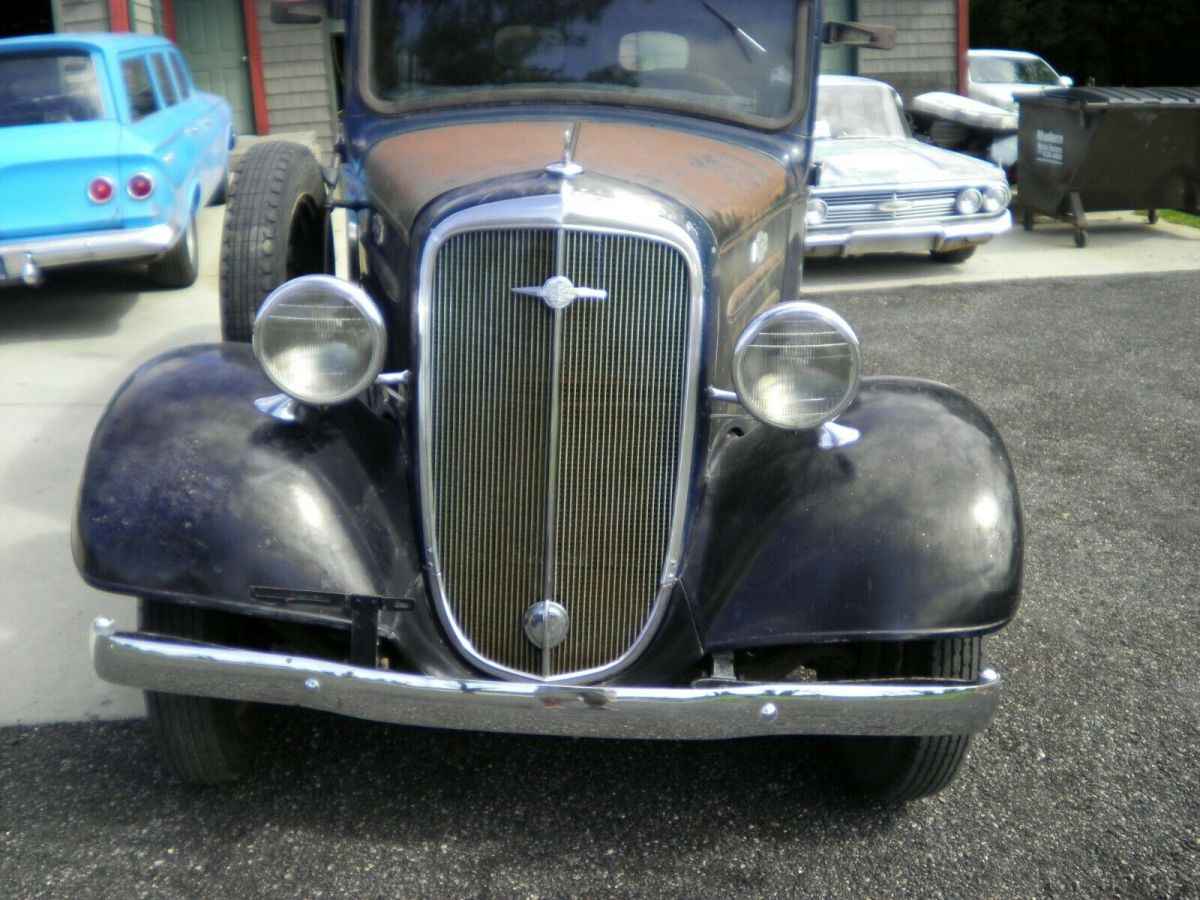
(512, 275), (608, 310)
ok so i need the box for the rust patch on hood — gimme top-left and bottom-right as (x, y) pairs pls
(363, 120), (791, 245)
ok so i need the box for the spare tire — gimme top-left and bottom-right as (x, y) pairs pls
(219, 141), (329, 342)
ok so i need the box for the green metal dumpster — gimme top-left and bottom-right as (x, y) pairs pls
(1017, 87), (1200, 246)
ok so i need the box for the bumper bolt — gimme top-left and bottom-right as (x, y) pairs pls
(760, 702), (779, 723)
(303, 678), (320, 693)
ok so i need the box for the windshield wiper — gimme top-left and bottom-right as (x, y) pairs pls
(703, 1), (767, 60)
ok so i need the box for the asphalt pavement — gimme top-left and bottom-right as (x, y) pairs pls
(2, 247), (1197, 895)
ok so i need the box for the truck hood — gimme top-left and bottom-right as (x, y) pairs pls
(813, 137), (1004, 189)
(362, 120), (791, 246)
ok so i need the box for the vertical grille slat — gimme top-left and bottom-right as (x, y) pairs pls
(427, 228), (691, 677)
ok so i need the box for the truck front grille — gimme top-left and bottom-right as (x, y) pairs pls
(424, 227), (691, 678)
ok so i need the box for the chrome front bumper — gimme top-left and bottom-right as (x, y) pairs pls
(805, 211), (1012, 257)
(93, 618), (1001, 740)
(0, 223), (178, 285)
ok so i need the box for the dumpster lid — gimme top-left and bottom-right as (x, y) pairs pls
(1023, 86), (1200, 109)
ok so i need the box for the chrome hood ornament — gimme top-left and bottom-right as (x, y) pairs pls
(513, 275), (607, 310)
(545, 121), (584, 177)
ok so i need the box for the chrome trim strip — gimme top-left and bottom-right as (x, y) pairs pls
(92, 620), (1002, 739)
(416, 193), (704, 684)
(707, 387), (741, 405)
(540, 301), (566, 678)
(0, 223), (178, 282)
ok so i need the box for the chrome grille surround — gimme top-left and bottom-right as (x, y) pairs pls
(416, 194), (703, 683)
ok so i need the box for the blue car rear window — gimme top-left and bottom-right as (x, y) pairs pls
(0, 51), (105, 127)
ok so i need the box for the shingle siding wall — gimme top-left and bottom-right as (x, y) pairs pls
(129, 0), (158, 35)
(857, 0), (959, 101)
(57, 0), (110, 33)
(255, 0), (337, 159)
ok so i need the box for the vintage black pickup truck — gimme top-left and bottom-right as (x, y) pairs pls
(76, 0), (1021, 801)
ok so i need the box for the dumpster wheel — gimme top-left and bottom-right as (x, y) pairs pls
(1074, 229), (1089, 249)
(1148, 209), (1159, 225)
(1022, 209), (1035, 231)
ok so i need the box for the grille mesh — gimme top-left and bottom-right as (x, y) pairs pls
(822, 188), (957, 224)
(427, 229), (690, 676)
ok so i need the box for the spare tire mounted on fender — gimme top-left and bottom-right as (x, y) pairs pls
(219, 141), (330, 342)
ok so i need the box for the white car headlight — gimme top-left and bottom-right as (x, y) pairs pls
(956, 188), (983, 215)
(732, 302), (861, 430)
(806, 197), (828, 226)
(982, 185), (1011, 213)
(253, 275), (387, 406)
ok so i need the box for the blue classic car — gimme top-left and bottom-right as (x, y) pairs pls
(0, 33), (232, 288)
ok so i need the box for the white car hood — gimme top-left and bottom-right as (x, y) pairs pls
(813, 138), (1004, 189)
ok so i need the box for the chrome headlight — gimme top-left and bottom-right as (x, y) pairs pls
(956, 188), (983, 215)
(732, 301), (861, 430)
(252, 275), (386, 406)
(805, 197), (828, 227)
(982, 185), (1010, 213)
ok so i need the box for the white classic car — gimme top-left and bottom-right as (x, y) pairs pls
(968, 48), (1073, 112)
(806, 75), (1012, 262)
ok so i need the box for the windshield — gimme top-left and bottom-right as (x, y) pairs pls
(970, 55), (1059, 86)
(814, 81), (908, 139)
(365, 0), (809, 126)
(0, 51), (106, 127)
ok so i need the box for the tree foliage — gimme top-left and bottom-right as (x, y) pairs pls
(970, 0), (1199, 87)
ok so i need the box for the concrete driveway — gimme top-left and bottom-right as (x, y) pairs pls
(1, 207), (1199, 726)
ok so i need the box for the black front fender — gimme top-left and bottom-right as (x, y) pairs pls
(74, 343), (427, 630)
(683, 378), (1023, 649)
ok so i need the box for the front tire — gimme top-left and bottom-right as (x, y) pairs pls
(832, 637), (982, 802)
(219, 141), (329, 342)
(140, 599), (258, 784)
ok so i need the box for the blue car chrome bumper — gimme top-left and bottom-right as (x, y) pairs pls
(92, 618), (1002, 740)
(0, 222), (178, 285)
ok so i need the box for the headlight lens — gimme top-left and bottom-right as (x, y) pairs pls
(805, 197), (828, 226)
(253, 275), (386, 406)
(732, 302), (861, 430)
(956, 188), (983, 215)
(982, 184), (1010, 213)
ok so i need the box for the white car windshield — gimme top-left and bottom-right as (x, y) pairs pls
(814, 81), (908, 139)
(970, 55), (1059, 86)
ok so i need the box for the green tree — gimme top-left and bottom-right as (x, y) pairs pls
(970, 0), (1199, 87)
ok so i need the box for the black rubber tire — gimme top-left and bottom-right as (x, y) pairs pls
(148, 209), (199, 289)
(1022, 208), (1035, 231)
(833, 637), (982, 802)
(930, 244), (977, 264)
(1074, 228), (1089, 248)
(140, 599), (258, 785)
(1148, 209), (1159, 225)
(219, 141), (329, 342)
